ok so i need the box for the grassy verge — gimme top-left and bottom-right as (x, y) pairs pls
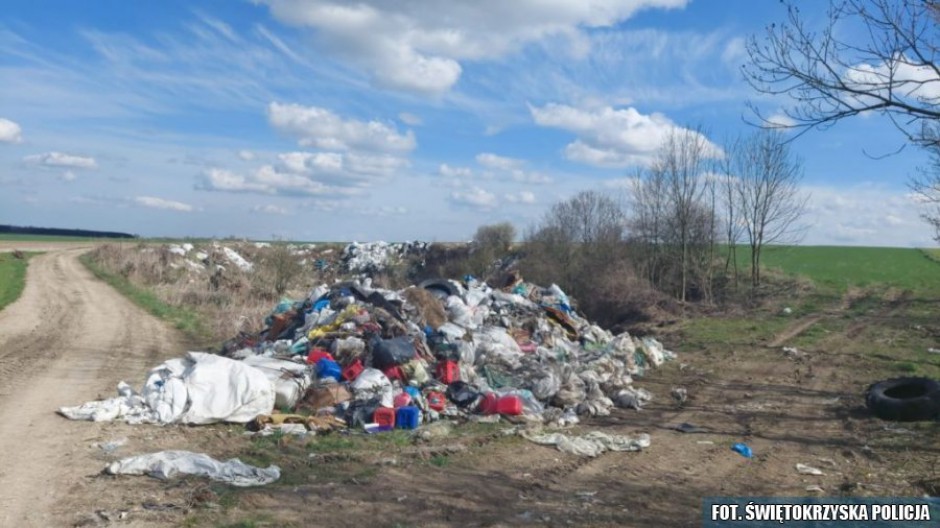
(79, 252), (211, 345)
(0, 252), (37, 311)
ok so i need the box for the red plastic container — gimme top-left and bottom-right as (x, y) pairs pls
(383, 366), (405, 382)
(426, 391), (446, 412)
(478, 392), (498, 415)
(342, 359), (364, 381)
(435, 360), (459, 384)
(496, 395), (523, 416)
(306, 348), (334, 365)
(393, 392), (412, 408)
(373, 407), (396, 428)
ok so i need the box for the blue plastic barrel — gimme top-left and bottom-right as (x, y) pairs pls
(396, 406), (420, 429)
(316, 358), (342, 381)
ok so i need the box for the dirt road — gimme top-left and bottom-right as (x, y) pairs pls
(0, 248), (182, 526)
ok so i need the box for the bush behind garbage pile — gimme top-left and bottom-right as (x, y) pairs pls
(220, 272), (676, 430)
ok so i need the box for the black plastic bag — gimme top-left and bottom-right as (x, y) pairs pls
(370, 335), (416, 369)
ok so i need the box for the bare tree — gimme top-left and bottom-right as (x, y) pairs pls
(733, 130), (809, 291)
(717, 137), (746, 285)
(744, 0), (940, 147)
(630, 126), (720, 302)
(911, 152), (940, 242)
(523, 190), (626, 306)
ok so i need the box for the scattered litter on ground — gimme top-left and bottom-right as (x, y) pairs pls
(795, 463), (824, 475)
(782, 307), (793, 315)
(672, 422), (705, 434)
(106, 450), (280, 486)
(805, 485), (824, 493)
(927, 348), (940, 354)
(696, 440), (715, 445)
(782, 347), (803, 359)
(671, 387), (687, 405)
(523, 431), (650, 457)
(92, 437), (128, 455)
(731, 442), (753, 458)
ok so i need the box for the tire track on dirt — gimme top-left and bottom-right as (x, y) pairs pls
(0, 248), (183, 527)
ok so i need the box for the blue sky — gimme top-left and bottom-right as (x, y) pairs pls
(0, 0), (935, 246)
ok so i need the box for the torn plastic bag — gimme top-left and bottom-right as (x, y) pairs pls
(613, 387), (653, 410)
(446, 296), (475, 328)
(350, 368), (393, 408)
(370, 336), (416, 369)
(527, 368), (562, 401)
(446, 381), (482, 410)
(525, 431), (650, 457)
(107, 450), (280, 487)
(473, 327), (524, 368)
(553, 370), (586, 407)
(343, 399), (381, 428)
(639, 337), (667, 367)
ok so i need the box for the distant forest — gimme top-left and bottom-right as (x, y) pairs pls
(0, 225), (136, 239)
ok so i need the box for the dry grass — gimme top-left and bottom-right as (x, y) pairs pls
(86, 242), (331, 344)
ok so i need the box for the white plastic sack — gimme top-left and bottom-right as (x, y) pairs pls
(60, 352), (276, 425)
(526, 431), (650, 457)
(473, 327), (524, 367)
(350, 368), (393, 407)
(241, 356), (312, 409)
(107, 451), (280, 486)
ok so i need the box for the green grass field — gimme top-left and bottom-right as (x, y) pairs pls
(738, 245), (940, 294)
(0, 252), (36, 312)
(0, 233), (105, 242)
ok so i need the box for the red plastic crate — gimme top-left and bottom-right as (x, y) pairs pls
(306, 348), (334, 365)
(496, 395), (523, 416)
(426, 391), (446, 412)
(435, 360), (459, 384)
(383, 366), (405, 382)
(342, 359), (364, 381)
(373, 407), (396, 428)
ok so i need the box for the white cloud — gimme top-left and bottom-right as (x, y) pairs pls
(766, 112), (797, 129)
(450, 186), (497, 209)
(60, 170), (77, 182)
(134, 196), (194, 212)
(505, 190), (536, 204)
(259, 0), (689, 94)
(530, 103), (721, 167)
(439, 163), (473, 179)
(508, 169), (553, 184)
(196, 166), (359, 197)
(476, 152), (524, 171)
(238, 150), (256, 161)
(398, 112), (423, 126)
(0, 118), (22, 143)
(251, 204), (290, 215)
(24, 151), (98, 169)
(268, 102), (416, 153)
(803, 183), (935, 247)
(845, 55), (940, 104)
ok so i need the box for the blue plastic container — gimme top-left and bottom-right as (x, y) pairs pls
(404, 386), (421, 399)
(396, 406), (420, 430)
(316, 358), (342, 381)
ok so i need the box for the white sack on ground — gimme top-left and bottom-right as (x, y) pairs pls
(240, 355), (312, 409)
(525, 431), (651, 457)
(107, 451), (280, 486)
(59, 352), (275, 425)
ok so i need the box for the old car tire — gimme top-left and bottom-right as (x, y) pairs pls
(865, 377), (940, 421)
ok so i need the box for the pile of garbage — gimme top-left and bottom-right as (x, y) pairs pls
(342, 241), (429, 274)
(60, 274), (672, 460)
